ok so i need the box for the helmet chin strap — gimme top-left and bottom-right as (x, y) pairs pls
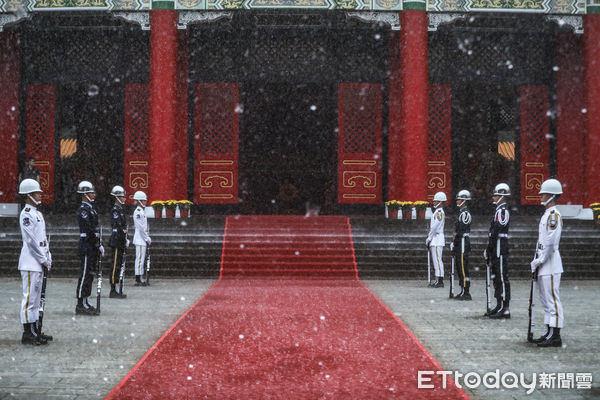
(116, 197), (124, 205)
(27, 194), (41, 206)
(84, 193), (94, 203)
(541, 195), (555, 207)
(457, 200), (465, 208)
(493, 195), (504, 205)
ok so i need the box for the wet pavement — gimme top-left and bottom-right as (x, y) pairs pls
(0, 277), (598, 399)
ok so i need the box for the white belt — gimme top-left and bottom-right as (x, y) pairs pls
(461, 233), (469, 237)
(498, 234), (508, 238)
(80, 233), (87, 237)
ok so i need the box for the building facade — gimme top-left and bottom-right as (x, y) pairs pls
(0, 0), (599, 214)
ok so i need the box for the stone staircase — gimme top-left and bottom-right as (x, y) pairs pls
(350, 216), (600, 279)
(0, 215), (226, 279)
(1, 215), (598, 279)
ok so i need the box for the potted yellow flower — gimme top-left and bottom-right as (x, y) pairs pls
(164, 200), (178, 218)
(413, 201), (429, 219)
(385, 200), (401, 219)
(177, 200), (193, 218)
(150, 201), (164, 218)
(591, 203), (600, 225)
(400, 201), (413, 220)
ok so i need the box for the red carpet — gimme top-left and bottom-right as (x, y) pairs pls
(107, 216), (468, 399)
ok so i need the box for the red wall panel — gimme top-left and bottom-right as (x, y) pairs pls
(25, 85), (55, 204)
(124, 84), (150, 203)
(337, 83), (383, 204)
(193, 83), (239, 204)
(520, 85), (551, 205)
(0, 31), (20, 202)
(427, 85), (452, 202)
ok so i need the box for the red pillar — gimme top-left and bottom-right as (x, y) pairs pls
(584, 14), (600, 206)
(556, 33), (585, 205)
(388, 10), (429, 202)
(0, 31), (20, 203)
(149, 9), (178, 202)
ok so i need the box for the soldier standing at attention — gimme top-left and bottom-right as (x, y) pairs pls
(530, 179), (565, 347)
(451, 190), (472, 300)
(132, 191), (151, 286)
(484, 183), (511, 319)
(18, 179), (52, 345)
(426, 192), (447, 288)
(109, 185), (128, 299)
(76, 180), (104, 315)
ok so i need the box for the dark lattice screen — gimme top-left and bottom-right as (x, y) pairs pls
(126, 85), (150, 156)
(195, 86), (235, 154)
(341, 86), (379, 154)
(521, 88), (547, 157)
(428, 86), (451, 157)
(25, 84), (55, 203)
(27, 88), (54, 156)
(427, 84), (452, 201)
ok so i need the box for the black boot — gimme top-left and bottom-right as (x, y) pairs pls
(35, 321), (53, 341)
(532, 325), (550, 344)
(538, 327), (562, 347)
(459, 290), (472, 301)
(485, 300), (502, 317)
(431, 277), (444, 288)
(489, 300), (510, 319)
(75, 299), (97, 316)
(134, 275), (147, 287)
(21, 323), (47, 345)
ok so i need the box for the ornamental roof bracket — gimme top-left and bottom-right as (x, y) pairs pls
(345, 12), (400, 30)
(428, 12), (467, 32)
(177, 11), (233, 29)
(546, 15), (583, 34)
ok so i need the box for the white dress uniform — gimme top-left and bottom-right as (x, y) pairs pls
(18, 205), (51, 324)
(531, 206), (564, 328)
(427, 207), (446, 279)
(133, 206), (151, 277)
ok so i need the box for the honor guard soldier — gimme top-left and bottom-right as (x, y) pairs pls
(451, 190), (472, 300)
(76, 180), (104, 315)
(484, 183), (511, 318)
(426, 192), (447, 288)
(132, 191), (151, 286)
(18, 179), (52, 345)
(109, 185), (128, 299)
(530, 179), (564, 347)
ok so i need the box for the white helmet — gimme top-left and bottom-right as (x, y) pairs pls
(133, 191), (147, 201)
(19, 179), (42, 195)
(493, 183), (511, 196)
(456, 190), (471, 201)
(433, 192), (447, 202)
(539, 179), (563, 195)
(111, 185), (126, 197)
(77, 180), (95, 194)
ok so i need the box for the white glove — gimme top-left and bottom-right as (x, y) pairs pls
(146, 237), (152, 246)
(126, 239), (130, 248)
(425, 239), (431, 247)
(47, 251), (52, 265)
(99, 245), (105, 257)
(449, 243), (454, 252)
(483, 249), (488, 260)
(42, 260), (52, 271)
(530, 260), (540, 273)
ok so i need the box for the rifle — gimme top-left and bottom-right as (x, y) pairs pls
(38, 234), (50, 335)
(527, 270), (537, 343)
(96, 226), (103, 314)
(485, 261), (492, 313)
(427, 247), (431, 285)
(449, 256), (455, 298)
(119, 245), (126, 293)
(145, 245), (151, 286)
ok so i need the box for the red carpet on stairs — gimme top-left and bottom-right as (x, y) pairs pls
(107, 216), (468, 399)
